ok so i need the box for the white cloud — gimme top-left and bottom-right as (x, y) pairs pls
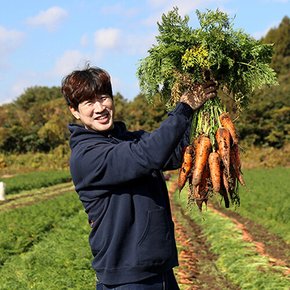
(0, 26), (24, 70)
(11, 77), (36, 98)
(53, 50), (89, 77)
(94, 28), (121, 50)
(80, 34), (89, 47)
(26, 6), (68, 31)
(0, 26), (24, 55)
(145, 0), (228, 26)
(1, 71), (43, 104)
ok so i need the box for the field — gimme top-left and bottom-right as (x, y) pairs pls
(0, 168), (289, 289)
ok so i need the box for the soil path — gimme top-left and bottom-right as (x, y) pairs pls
(209, 203), (290, 275)
(0, 182), (74, 211)
(1, 180), (289, 288)
(168, 181), (240, 290)
(168, 179), (290, 289)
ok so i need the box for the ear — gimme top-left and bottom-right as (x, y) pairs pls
(69, 106), (80, 120)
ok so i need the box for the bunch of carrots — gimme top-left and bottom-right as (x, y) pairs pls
(178, 110), (245, 211)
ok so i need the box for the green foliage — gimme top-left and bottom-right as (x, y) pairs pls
(113, 92), (129, 122)
(2, 170), (71, 195)
(262, 16), (290, 75)
(137, 7), (278, 110)
(0, 88), (72, 153)
(0, 193), (95, 289)
(234, 167), (290, 242)
(15, 86), (62, 110)
(0, 192), (81, 266)
(0, 144), (70, 175)
(0, 13), (287, 157)
(236, 16), (290, 148)
(125, 94), (168, 131)
(237, 81), (290, 148)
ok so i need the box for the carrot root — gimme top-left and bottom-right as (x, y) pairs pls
(192, 135), (212, 186)
(178, 145), (194, 191)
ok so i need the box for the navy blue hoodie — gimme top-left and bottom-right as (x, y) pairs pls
(68, 102), (193, 285)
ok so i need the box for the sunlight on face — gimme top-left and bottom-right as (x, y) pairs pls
(72, 95), (115, 131)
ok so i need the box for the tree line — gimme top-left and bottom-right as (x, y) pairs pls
(0, 16), (289, 154)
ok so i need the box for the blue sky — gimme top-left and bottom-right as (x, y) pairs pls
(0, 0), (289, 104)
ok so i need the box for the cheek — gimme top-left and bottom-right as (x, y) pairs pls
(110, 103), (115, 117)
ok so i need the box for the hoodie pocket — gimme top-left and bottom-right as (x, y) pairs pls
(137, 208), (173, 266)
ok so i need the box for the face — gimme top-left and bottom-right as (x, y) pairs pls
(70, 94), (115, 131)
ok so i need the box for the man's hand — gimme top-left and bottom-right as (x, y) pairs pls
(180, 81), (217, 110)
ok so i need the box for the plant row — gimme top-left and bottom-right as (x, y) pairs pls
(0, 192), (80, 266)
(175, 173), (290, 289)
(0, 194), (94, 289)
(232, 167), (290, 243)
(1, 170), (71, 195)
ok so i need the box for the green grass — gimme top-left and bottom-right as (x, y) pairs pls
(0, 191), (95, 290)
(0, 207), (94, 290)
(0, 192), (80, 265)
(175, 190), (290, 290)
(0, 167), (289, 289)
(233, 167), (290, 243)
(1, 170), (71, 195)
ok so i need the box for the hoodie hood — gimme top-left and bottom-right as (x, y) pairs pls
(68, 121), (128, 149)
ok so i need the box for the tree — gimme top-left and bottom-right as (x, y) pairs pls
(236, 16), (290, 148)
(261, 16), (290, 75)
(125, 94), (167, 131)
(113, 92), (128, 122)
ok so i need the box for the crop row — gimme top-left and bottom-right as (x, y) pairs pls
(0, 191), (81, 266)
(174, 168), (290, 289)
(1, 170), (71, 195)
(232, 167), (290, 242)
(0, 192), (95, 289)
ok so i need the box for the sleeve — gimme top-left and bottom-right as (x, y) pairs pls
(162, 115), (192, 171)
(71, 102), (193, 188)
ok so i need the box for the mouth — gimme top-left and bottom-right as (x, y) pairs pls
(95, 112), (110, 124)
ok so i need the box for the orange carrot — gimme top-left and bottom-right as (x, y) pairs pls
(208, 151), (221, 192)
(191, 135), (212, 186)
(196, 162), (211, 210)
(229, 166), (241, 206)
(193, 184), (204, 211)
(230, 143), (245, 186)
(219, 112), (239, 144)
(200, 162), (211, 193)
(215, 127), (231, 177)
(178, 145), (193, 191)
(221, 169), (230, 208)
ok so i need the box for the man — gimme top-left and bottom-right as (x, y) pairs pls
(61, 65), (216, 289)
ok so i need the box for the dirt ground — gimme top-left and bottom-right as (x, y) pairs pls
(1, 181), (289, 289)
(168, 181), (290, 289)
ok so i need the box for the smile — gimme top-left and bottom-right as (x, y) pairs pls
(95, 112), (110, 123)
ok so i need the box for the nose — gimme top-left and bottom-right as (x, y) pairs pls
(93, 100), (105, 113)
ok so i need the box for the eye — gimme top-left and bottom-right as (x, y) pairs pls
(82, 100), (93, 107)
(100, 95), (110, 102)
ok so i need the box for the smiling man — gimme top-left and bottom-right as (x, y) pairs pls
(61, 65), (216, 289)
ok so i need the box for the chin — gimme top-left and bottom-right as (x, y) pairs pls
(93, 120), (114, 132)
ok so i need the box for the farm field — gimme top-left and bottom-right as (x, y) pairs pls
(0, 168), (289, 289)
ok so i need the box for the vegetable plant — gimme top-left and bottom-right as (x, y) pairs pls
(137, 8), (278, 210)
